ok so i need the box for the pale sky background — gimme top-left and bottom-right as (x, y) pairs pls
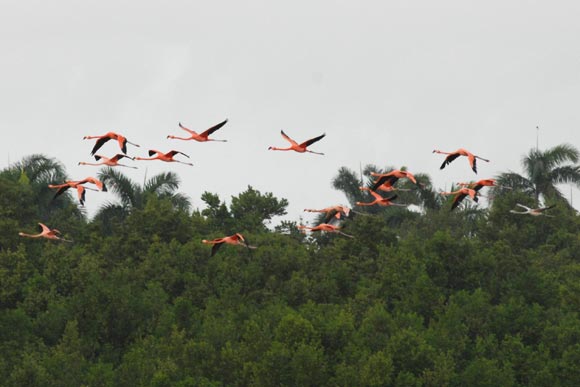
(1, 0), (579, 225)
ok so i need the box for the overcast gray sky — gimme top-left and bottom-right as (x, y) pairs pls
(1, 0), (579, 224)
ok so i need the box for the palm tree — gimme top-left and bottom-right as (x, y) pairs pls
(1, 154), (84, 220)
(494, 143), (580, 204)
(95, 167), (191, 223)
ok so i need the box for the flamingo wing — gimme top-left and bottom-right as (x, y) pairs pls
(469, 155), (478, 173)
(52, 185), (71, 200)
(76, 185), (86, 205)
(111, 154), (129, 161)
(90, 137), (111, 156)
(280, 130), (299, 146)
(368, 189), (385, 201)
(451, 193), (467, 210)
(90, 178), (107, 191)
(440, 153), (460, 170)
(167, 150), (190, 158)
(299, 133), (326, 148)
(38, 223), (51, 234)
(117, 136), (128, 154)
(210, 242), (223, 257)
(178, 122), (197, 135)
(371, 175), (398, 191)
(148, 150), (163, 157)
(324, 209), (340, 223)
(200, 119), (228, 137)
(404, 172), (418, 184)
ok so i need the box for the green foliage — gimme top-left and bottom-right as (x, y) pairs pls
(1, 154), (579, 386)
(494, 143), (580, 204)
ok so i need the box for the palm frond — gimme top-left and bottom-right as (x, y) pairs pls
(94, 202), (129, 222)
(549, 165), (580, 187)
(168, 192), (192, 212)
(494, 172), (534, 194)
(97, 167), (138, 208)
(542, 143), (580, 169)
(10, 154), (69, 184)
(143, 171), (181, 196)
(332, 166), (366, 206)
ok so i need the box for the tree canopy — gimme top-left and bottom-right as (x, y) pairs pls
(1, 150), (579, 386)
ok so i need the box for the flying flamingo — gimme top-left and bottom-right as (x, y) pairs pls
(304, 205), (351, 222)
(83, 132), (140, 155)
(440, 187), (479, 210)
(510, 203), (555, 217)
(135, 150), (193, 166)
(370, 170), (422, 192)
(168, 119), (228, 142)
(356, 187), (407, 207)
(202, 233), (256, 257)
(268, 130), (326, 155)
(297, 223), (354, 238)
(19, 223), (72, 242)
(78, 154), (137, 168)
(458, 178), (512, 192)
(48, 182), (97, 206)
(73, 176), (107, 192)
(432, 148), (489, 173)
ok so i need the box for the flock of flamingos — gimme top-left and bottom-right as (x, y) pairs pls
(18, 120), (555, 255)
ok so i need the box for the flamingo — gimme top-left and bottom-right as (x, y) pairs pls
(168, 119), (228, 142)
(135, 150), (193, 166)
(268, 130), (326, 155)
(356, 187), (407, 207)
(19, 223), (72, 242)
(83, 132), (140, 155)
(48, 182), (97, 206)
(73, 176), (107, 192)
(297, 223), (354, 238)
(432, 148), (489, 173)
(78, 154), (137, 168)
(304, 205), (351, 222)
(440, 187), (479, 210)
(202, 233), (256, 257)
(510, 203), (555, 217)
(370, 170), (422, 192)
(458, 178), (512, 192)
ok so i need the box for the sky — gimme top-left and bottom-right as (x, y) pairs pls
(1, 0), (579, 225)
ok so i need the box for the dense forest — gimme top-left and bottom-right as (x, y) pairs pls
(1, 147), (579, 387)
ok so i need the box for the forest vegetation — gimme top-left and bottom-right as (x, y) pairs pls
(1, 146), (579, 387)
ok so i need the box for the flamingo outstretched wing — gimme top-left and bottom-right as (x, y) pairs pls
(299, 133), (326, 148)
(280, 130), (299, 146)
(200, 119), (228, 137)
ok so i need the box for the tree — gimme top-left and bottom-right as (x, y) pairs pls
(494, 144), (580, 204)
(230, 186), (288, 231)
(0, 154), (84, 223)
(94, 167), (191, 230)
